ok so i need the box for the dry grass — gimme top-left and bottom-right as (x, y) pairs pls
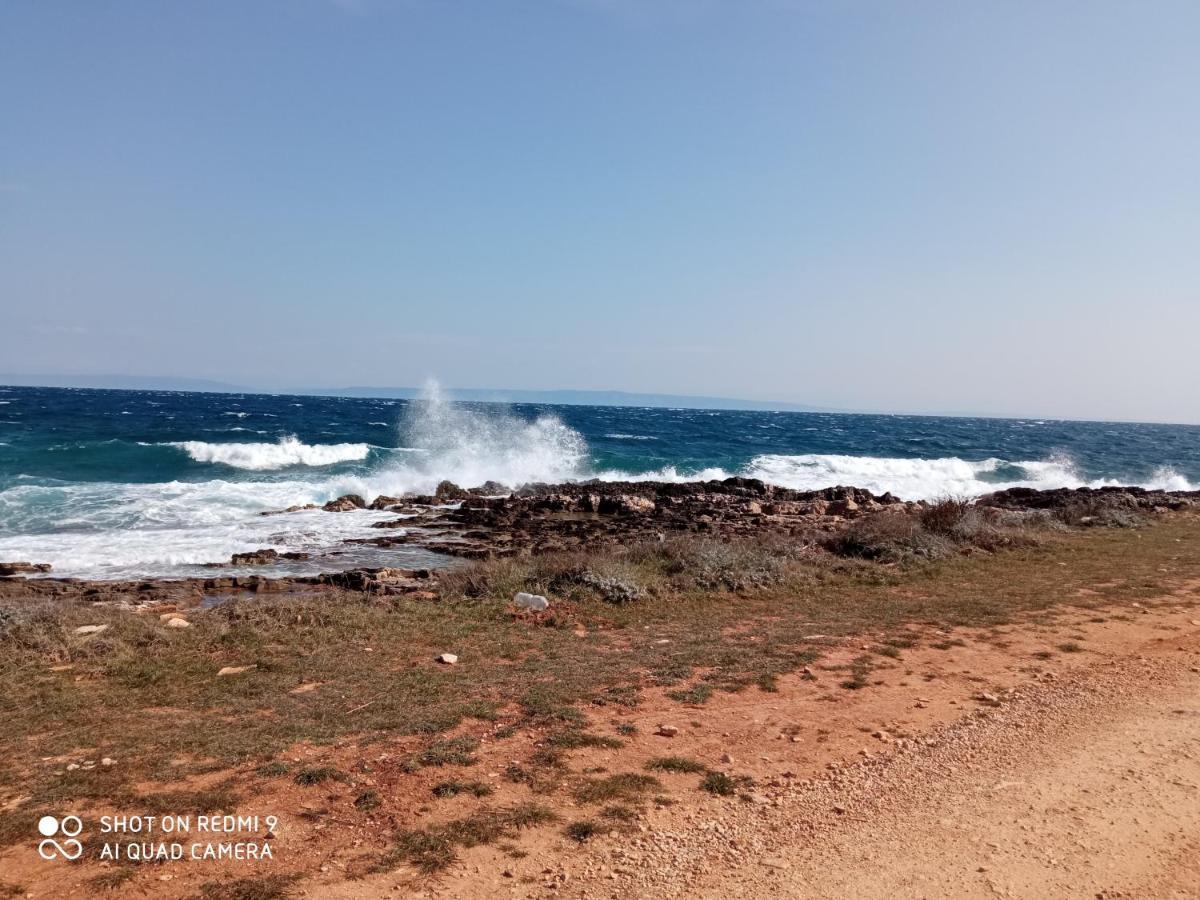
(385, 804), (558, 872)
(0, 513), (1197, 858)
(645, 756), (710, 774)
(573, 773), (661, 805)
(700, 771), (755, 797)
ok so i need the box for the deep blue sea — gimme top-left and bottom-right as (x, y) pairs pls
(1, 384), (1197, 579)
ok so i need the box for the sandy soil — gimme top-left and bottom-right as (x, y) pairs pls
(415, 598), (1200, 899)
(6, 589), (1200, 899)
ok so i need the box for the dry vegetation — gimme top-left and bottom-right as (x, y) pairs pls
(1, 501), (1198, 883)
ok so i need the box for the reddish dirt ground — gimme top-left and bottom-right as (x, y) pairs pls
(5, 586), (1200, 899)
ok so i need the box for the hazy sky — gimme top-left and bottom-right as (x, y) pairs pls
(2, 1), (1198, 423)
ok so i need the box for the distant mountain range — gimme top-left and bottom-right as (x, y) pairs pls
(0, 374), (834, 413)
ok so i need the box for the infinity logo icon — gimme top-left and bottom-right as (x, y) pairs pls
(37, 815), (83, 861)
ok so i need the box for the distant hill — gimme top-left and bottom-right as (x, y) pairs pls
(0, 374), (249, 393)
(0, 375), (835, 413)
(300, 386), (837, 413)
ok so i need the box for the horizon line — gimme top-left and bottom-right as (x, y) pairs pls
(1, 375), (1198, 428)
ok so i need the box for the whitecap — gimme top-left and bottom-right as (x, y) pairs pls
(741, 453), (1196, 501)
(166, 436), (371, 470)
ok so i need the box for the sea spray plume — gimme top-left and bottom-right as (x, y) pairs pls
(391, 380), (589, 491)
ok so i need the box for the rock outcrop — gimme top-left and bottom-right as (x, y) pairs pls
(0, 562), (52, 576)
(323, 494), (367, 512)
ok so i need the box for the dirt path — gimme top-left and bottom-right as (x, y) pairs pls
(766, 666), (1200, 898)
(595, 643), (1200, 899)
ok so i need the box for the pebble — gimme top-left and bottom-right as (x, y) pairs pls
(436, 653), (459, 665)
(74, 624), (109, 635)
(217, 665), (256, 676)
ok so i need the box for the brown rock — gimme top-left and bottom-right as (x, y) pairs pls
(231, 549), (279, 565)
(0, 561), (51, 576)
(323, 494), (366, 512)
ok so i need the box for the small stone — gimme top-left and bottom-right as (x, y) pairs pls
(656, 725), (679, 737)
(66, 763), (80, 771)
(74, 624), (109, 636)
(100, 757), (115, 767)
(832, 804), (846, 814)
(165, 617), (190, 629)
(436, 653), (459, 665)
(217, 665), (257, 676)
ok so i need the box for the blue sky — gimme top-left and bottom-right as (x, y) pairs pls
(2, 1), (1198, 422)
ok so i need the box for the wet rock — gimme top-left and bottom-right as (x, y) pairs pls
(323, 494), (366, 512)
(472, 481), (507, 495)
(435, 481), (472, 502)
(368, 495), (405, 510)
(0, 561), (51, 576)
(231, 549), (279, 565)
(259, 503), (317, 516)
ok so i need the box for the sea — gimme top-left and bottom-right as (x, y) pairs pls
(1, 384), (1197, 580)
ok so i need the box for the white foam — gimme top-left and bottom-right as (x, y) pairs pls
(0, 478), (404, 578)
(742, 453), (1196, 501)
(593, 465), (732, 484)
(167, 436), (371, 470)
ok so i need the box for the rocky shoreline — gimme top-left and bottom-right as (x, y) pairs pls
(2, 480), (1197, 608)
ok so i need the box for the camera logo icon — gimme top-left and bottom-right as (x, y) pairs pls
(37, 815), (84, 861)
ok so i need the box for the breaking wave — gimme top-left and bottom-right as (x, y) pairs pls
(741, 454), (1195, 500)
(167, 436), (371, 470)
